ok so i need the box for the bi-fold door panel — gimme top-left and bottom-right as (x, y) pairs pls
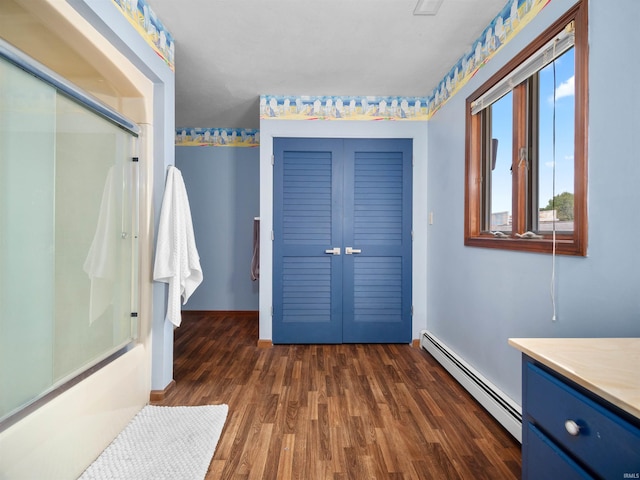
(273, 139), (344, 343)
(273, 138), (412, 344)
(342, 141), (412, 343)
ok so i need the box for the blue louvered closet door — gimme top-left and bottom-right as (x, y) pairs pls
(273, 138), (412, 344)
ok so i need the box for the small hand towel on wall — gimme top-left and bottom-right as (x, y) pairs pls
(153, 166), (203, 327)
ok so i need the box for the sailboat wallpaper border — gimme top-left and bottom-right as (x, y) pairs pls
(175, 128), (260, 147)
(111, 0), (175, 71)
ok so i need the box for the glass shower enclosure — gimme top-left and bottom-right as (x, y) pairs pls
(0, 43), (139, 425)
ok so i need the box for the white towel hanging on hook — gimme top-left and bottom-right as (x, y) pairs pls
(153, 166), (203, 327)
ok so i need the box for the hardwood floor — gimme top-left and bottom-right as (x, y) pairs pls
(154, 311), (521, 479)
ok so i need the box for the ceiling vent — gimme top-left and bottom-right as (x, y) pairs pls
(414, 0), (445, 15)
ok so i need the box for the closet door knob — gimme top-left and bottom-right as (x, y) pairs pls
(324, 247), (341, 255)
(345, 247), (362, 255)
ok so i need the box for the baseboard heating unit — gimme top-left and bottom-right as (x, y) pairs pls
(420, 330), (522, 442)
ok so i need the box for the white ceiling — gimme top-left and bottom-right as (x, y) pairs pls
(147, 0), (508, 130)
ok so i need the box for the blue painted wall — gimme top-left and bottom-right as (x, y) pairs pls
(426, 0), (640, 405)
(176, 146), (259, 311)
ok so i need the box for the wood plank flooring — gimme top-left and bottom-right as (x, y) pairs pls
(153, 311), (521, 479)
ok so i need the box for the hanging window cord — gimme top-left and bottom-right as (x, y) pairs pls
(550, 58), (558, 322)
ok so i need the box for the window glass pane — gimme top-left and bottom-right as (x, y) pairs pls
(489, 91), (513, 232)
(537, 47), (575, 232)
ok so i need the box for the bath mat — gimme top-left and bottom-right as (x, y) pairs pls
(79, 404), (228, 480)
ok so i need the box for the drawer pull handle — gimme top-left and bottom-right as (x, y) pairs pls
(564, 420), (581, 436)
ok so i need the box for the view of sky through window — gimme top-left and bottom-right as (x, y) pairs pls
(490, 48), (575, 225)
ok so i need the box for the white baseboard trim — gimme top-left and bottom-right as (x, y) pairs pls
(420, 330), (522, 442)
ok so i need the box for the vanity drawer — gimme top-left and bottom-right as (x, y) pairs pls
(525, 361), (640, 479)
(525, 422), (593, 480)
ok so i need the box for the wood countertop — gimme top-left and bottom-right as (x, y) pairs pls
(508, 337), (640, 419)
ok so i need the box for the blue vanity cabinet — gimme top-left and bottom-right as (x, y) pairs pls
(521, 355), (640, 479)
